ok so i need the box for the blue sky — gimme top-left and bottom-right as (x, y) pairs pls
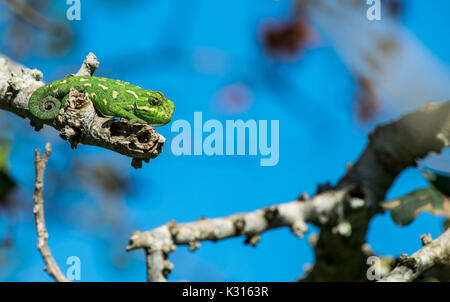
(0, 0), (449, 281)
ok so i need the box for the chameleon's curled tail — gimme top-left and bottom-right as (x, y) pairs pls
(29, 88), (62, 121)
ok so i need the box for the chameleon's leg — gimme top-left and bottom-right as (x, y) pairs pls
(29, 94), (62, 120)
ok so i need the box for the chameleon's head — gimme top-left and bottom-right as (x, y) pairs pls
(134, 91), (175, 126)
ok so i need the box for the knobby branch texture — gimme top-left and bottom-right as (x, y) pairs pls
(380, 229), (450, 282)
(0, 53), (165, 168)
(127, 188), (361, 282)
(33, 143), (68, 282)
(305, 101), (450, 282)
(127, 101), (450, 282)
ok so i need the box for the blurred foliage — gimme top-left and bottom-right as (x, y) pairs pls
(0, 139), (15, 203)
(260, 17), (314, 61)
(422, 169), (450, 197)
(382, 187), (450, 226)
(382, 180), (450, 281)
(260, 0), (405, 123)
(0, 138), (15, 248)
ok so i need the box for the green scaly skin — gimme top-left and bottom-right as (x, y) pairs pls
(29, 76), (175, 126)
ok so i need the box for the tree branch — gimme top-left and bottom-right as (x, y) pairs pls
(33, 143), (68, 282)
(303, 101), (450, 281)
(127, 188), (362, 281)
(0, 53), (166, 169)
(127, 101), (450, 281)
(380, 229), (450, 282)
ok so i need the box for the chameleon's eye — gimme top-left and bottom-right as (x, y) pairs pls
(148, 92), (166, 106)
(148, 96), (163, 106)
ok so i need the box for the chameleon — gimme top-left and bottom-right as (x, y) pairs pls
(29, 76), (175, 126)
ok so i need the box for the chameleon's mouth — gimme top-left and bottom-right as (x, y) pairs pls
(166, 99), (175, 120)
(135, 97), (175, 126)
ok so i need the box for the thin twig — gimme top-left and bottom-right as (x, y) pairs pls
(33, 143), (68, 282)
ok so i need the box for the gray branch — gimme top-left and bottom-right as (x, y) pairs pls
(0, 53), (166, 169)
(380, 229), (450, 282)
(33, 143), (69, 282)
(127, 101), (450, 282)
(303, 101), (450, 281)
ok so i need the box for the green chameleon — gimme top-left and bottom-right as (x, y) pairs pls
(29, 76), (175, 126)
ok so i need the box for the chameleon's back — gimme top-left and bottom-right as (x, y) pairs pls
(29, 76), (144, 121)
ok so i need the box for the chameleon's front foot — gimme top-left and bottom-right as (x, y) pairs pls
(127, 118), (146, 125)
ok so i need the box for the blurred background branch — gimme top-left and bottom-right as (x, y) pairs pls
(1, 0), (69, 36)
(0, 0), (73, 57)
